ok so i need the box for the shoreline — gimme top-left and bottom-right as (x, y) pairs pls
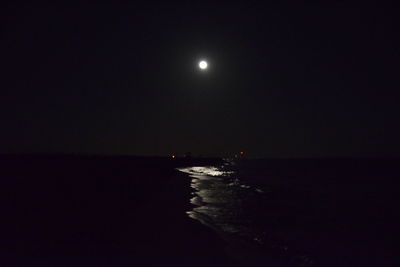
(0, 155), (235, 266)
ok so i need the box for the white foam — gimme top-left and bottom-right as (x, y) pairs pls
(177, 166), (234, 177)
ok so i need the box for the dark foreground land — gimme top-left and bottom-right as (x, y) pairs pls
(0, 155), (232, 267)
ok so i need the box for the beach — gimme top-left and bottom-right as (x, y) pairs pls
(0, 155), (235, 266)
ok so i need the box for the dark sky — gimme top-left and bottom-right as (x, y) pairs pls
(1, 3), (399, 157)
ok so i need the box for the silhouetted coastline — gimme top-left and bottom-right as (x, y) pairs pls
(0, 155), (398, 266)
(0, 155), (231, 266)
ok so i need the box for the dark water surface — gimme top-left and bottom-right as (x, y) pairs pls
(0, 156), (399, 266)
(179, 158), (400, 266)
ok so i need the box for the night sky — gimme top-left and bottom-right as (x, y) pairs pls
(1, 3), (399, 157)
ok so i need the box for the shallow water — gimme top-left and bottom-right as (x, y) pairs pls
(178, 158), (399, 266)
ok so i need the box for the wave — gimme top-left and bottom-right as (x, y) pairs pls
(177, 162), (314, 266)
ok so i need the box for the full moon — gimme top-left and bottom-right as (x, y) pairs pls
(199, 60), (208, 70)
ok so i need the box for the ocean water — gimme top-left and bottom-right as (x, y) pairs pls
(178, 158), (399, 266)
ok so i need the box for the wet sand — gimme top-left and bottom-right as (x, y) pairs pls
(0, 156), (236, 266)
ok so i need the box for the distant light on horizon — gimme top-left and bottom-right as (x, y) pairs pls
(199, 60), (208, 70)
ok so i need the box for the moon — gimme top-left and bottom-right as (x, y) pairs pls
(199, 60), (208, 70)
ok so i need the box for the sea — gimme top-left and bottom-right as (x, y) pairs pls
(178, 158), (399, 266)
